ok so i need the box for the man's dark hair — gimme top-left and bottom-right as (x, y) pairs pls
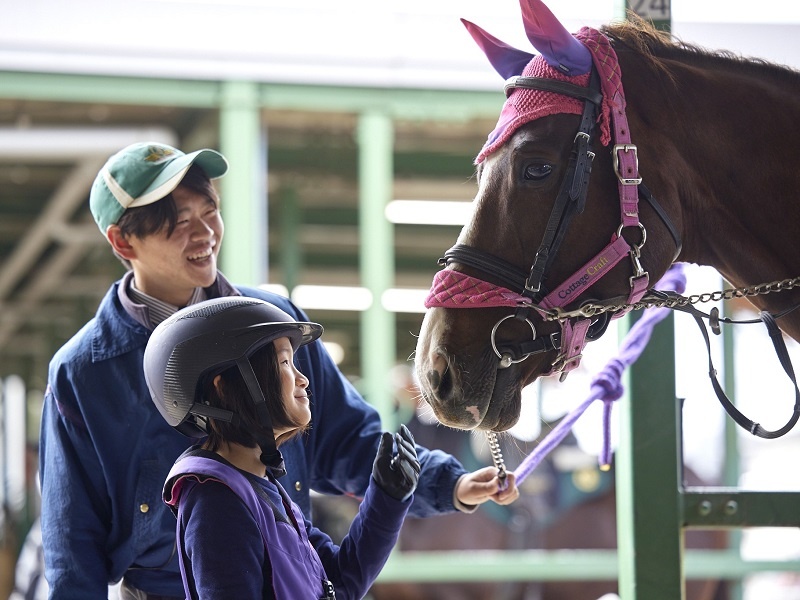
(201, 342), (309, 452)
(112, 164), (219, 269)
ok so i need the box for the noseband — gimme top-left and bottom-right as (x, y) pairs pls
(425, 51), (681, 378)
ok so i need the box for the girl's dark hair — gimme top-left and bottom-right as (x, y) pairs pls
(112, 164), (219, 268)
(201, 341), (308, 451)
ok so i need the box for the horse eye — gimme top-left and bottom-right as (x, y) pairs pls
(523, 163), (553, 181)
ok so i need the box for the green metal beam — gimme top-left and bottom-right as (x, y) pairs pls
(722, 300), (740, 489)
(277, 186), (301, 292)
(267, 147), (476, 179)
(722, 298), (744, 600)
(0, 71), (220, 107)
(260, 85), (503, 121)
(357, 111), (396, 428)
(379, 550), (619, 583)
(617, 312), (684, 600)
(219, 81), (264, 286)
(0, 71), (503, 120)
(683, 489), (800, 528)
(375, 549), (800, 583)
(616, 5), (678, 598)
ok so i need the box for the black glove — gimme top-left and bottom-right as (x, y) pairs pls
(372, 424), (420, 502)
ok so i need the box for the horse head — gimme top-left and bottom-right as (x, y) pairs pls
(415, 0), (682, 431)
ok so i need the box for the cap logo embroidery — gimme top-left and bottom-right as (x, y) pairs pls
(144, 146), (176, 163)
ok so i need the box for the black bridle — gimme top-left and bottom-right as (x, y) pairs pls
(437, 67), (681, 374)
(443, 68), (603, 303)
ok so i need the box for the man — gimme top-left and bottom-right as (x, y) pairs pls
(39, 141), (519, 599)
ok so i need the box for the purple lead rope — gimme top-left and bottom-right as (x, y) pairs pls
(511, 263), (687, 487)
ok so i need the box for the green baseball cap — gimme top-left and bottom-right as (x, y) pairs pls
(90, 141), (229, 233)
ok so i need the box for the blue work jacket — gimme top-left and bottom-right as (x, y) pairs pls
(39, 273), (466, 598)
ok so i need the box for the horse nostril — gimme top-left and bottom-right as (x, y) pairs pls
(427, 370), (441, 389)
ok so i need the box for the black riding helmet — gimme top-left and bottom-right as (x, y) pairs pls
(144, 296), (323, 474)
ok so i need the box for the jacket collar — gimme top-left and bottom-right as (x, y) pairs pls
(91, 271), (241, 362)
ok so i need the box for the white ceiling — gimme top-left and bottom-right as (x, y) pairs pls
(1, 0), (798, 87)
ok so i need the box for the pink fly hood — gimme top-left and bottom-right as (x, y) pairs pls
(466, 0), (620, 163)
(476, 57), (590, 163)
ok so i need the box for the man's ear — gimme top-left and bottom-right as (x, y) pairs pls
(106, 225), (136, 260)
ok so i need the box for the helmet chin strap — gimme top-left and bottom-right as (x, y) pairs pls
(236, 357), (286, 478)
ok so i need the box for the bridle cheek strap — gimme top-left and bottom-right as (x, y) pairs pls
(550, 264), (648, 376)
(553, 318), (592, 373)
(539, 235), (632, 310)
(537, 234), (633, 375)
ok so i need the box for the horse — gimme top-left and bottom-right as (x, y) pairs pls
(414, 0), (800, 432)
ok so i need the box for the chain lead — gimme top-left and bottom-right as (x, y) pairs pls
(487, 431), (508, 484)
(543, 275), (800, 322)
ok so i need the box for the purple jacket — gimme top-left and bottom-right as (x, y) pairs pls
(164, 448), (409, 600)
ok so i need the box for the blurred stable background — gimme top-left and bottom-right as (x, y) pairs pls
(2, 1), (800, 598)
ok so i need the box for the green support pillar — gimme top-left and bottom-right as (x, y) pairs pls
(219, 80), (266, 286)
(357, 111), (396, 429)
(616, 311), (684, 599)
(278, 186), (301, 292)
(617, 5), (677, 597)
(722, 297), (744, 600)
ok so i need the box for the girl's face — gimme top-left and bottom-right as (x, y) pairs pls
(272, 336), (311, 437)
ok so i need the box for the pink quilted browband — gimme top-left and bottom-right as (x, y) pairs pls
(424, 270), (530, 309)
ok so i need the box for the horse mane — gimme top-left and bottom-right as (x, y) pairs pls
(601, 13), (800, 84)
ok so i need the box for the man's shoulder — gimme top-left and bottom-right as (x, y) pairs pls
(49, 280), (144, 369)
(49, 305), (104, 369)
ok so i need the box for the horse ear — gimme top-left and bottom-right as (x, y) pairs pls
(461, 18), (535, 80)
(518, 0), (592, 75)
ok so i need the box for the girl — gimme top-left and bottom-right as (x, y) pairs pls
(144, 296), (419, 599)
